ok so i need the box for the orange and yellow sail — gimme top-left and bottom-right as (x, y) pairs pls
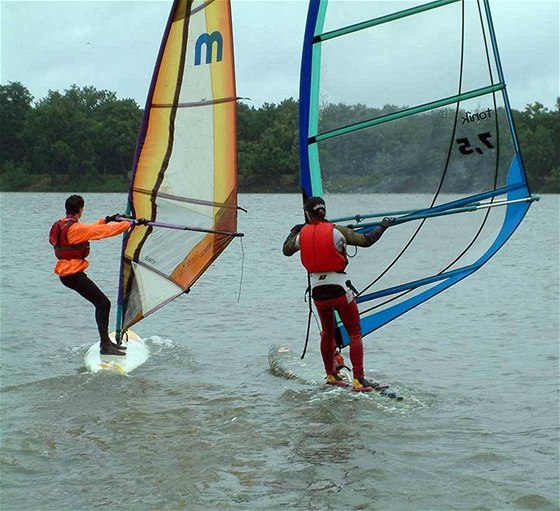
(117, 0), (240, 332)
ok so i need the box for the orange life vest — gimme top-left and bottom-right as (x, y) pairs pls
(299, 221), (347, 273)
(49, 217), (90, 260)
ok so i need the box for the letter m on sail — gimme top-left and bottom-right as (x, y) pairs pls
(194, 31), (223, 65)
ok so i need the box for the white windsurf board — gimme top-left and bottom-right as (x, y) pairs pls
(84, 330), (149, 374)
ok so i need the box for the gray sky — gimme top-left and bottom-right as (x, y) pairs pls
(1, 0), (558, 110)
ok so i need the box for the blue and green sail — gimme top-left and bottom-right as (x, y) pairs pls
(298, 0), (537, 346)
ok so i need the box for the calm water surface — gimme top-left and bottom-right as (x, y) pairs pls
(1, 193), (558, 511)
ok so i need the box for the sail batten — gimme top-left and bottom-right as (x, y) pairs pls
(312, 84), (505, 143)
(153, 96), (238, 108)
(357, 263), (482, 304)
(317, 0), (461, 42)
(299, 0), (535, 345)
(131, 188), (241, 210)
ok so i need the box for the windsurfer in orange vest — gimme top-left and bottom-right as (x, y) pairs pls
(50, 195), (136, 356)
(283, 196), (395, 392)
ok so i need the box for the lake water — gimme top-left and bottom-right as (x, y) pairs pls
(1, 193), (558, 511)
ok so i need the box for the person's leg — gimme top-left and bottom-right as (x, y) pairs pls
(314, 298), (338, 375)
(335, 296), (365, 379)
(60, 272), (114, 350)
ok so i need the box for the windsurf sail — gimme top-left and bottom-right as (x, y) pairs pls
(298, 0), (537, 346)
(115, 0), (242, 341)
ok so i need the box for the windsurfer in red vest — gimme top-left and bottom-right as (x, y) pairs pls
(50, 195), (136, 356)
(283, 196), (395, 392)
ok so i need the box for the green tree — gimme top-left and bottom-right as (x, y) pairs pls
(22, 88), (96, 186)
(514, 99), (560, 193)
(0, 160), (31, 190)
(92, 98), (142, 178)
(237, 98), (299, 191)
(20, 85), (141, 190)
(0, 82), (34, 169)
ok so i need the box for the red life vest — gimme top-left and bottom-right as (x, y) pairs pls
(49, 217), (90, 260)
(299, 221), (347, 273)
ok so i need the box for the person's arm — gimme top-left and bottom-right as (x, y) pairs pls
(67, 219), (131, 244)
(335, 217), (395, 248)
(283, 224), (304, 256)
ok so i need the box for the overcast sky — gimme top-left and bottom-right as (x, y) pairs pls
(1, 0), (558, 110)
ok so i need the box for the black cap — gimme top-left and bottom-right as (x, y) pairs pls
(303, 196), (326, 215)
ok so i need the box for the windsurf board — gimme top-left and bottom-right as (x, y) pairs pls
(84, 330), (149, 374)
(268, 344), (402, 399)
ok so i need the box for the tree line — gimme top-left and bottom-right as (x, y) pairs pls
(1, 82), (558, 193)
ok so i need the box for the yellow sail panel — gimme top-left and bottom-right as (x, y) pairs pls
(119, 0), (239, 330)
(131, 5), (186, 213)
(209, 0), (237, 207)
